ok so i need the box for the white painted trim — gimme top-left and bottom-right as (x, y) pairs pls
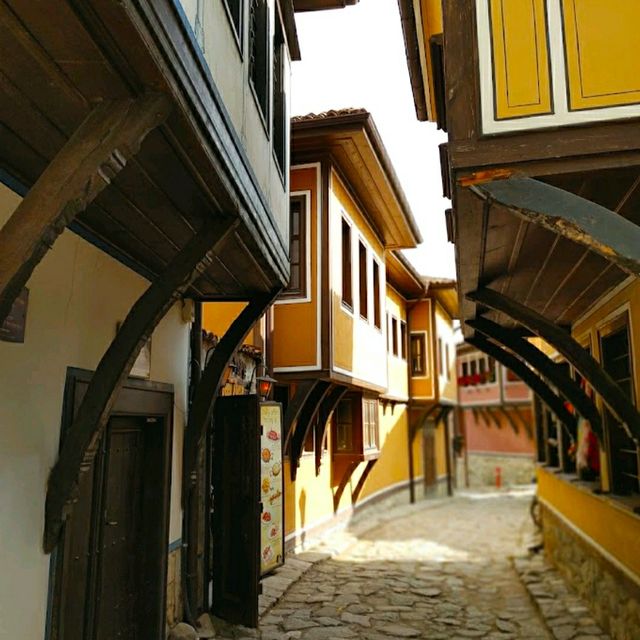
(275, 188), (312, 305)
(475, 0), (640, 135)
(572, 276), (635, 331)
(333, 363), (354, 377)
(539, 496), (640, 589)
(273, 365), (322, 373)
(460, 399), (502, 408)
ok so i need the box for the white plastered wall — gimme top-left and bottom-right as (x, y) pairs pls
(0, 184), (189, 640)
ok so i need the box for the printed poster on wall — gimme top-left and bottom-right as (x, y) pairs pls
(260, 401), (284, 575)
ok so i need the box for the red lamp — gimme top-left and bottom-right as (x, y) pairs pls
(256, 374), (277, 400)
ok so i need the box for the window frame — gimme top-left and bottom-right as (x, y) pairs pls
(410, 332), (427, 377)
(281, 193), (309, 300)
(248, 0), (271, 131)
(400, 321), (407, 360)
(358, 240), (368, 321)
(372, 259), (381, 329)
(341, 218), (353, 310)
(221, 0), (245, 55)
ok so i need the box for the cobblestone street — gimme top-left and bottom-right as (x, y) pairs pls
(259, 492), (556, 640)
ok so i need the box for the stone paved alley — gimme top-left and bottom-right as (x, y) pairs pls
(251, 491), (605, 640)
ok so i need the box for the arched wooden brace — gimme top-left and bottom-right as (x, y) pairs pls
(289, 381), (332, 481)
(182, 288), (280, 490)
(467, 316), (603, 438)
(282, 381), (317, 450)
(315, 384), (349, 475)
(43, 219), (236, 553)
(0, 94), (171, 326)
(351, 459), (377, 504)
(470, 177), (640, 279)
(467, 288), (639, 441)
(497, 406), (520, 435)
(467, 335), (577, 435)
(409, 403), (440, 442)
(471, 407), (485, 428)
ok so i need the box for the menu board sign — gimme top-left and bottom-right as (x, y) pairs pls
(259, 401), (284, 575)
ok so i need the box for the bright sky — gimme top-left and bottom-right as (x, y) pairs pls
(291, 1), (454, 279)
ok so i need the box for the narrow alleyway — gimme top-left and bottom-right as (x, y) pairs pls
(261, 492), (551, 640)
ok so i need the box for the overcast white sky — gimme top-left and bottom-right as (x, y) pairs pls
(291, 0), (454, 279)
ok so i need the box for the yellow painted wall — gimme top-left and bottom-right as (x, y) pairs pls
(283, 402), (423, 543)
(538, 467), (640, 580)
(273, 165), (320, 370)
(409, 299), (435, 399)
(562, 0), (640, 110)
(330, 169), (387, 389)
(386, 284), (409, 400)
(489, 0), (552, 120)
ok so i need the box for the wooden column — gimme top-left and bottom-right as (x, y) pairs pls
(467, 288), (640, 441)
(44, 219), (236, 552)
(0, 94), (171, 326)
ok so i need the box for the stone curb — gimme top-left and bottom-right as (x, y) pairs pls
(513, 553), (610, 640)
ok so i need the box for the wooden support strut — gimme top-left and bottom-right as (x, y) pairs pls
(289, 381), (332, 482)
(182, 289), (280, 490)
(513, 405), (534, 438)
(467, 335), (576, 434)
(282, 381), (316, 450)
(467, 288), (640, 442)
(483, 406), (502, 429)
(44, 220), (236, 553)
(315, 385), (349, 475)
(467, 316), (603, 438)
(0, 94), (171, 326)
(470, 177), (640, 279)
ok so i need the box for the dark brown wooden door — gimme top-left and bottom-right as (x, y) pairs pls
(212, 395), (261, 627)
(94, 417), (144, 640)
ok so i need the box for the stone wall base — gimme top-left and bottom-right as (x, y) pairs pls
(541, 503), (640, 640)
(461, 453), (535, 488)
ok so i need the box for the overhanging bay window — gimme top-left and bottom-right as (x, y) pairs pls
(332, 393), (380, 461)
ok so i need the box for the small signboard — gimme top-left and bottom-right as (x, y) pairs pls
(259, 401), (284, 575)
(0, 287), (28, 343)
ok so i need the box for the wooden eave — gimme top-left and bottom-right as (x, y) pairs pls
(0, 0), (290, 299)
(397, 0), (429, 122)
(386, 250), (427, 300)
(291, 111), (422, 249)
(427, 280), (458, 319)
(293, 0), (358, 12)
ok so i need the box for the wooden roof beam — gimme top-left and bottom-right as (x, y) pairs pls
(0, 94), (170, 327)
(470, 177), (640, 279)
(44, 218), (236, 553)
(467, 335), (576, 434)
(467, 316), (603, 438)
(468, 288), (640, 442)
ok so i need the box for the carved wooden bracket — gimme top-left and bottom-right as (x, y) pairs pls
(43, 219), (236, 553)
(282, 381), (316, 451)
(0, 94), (171, 326)
(315, 384), (349, 476)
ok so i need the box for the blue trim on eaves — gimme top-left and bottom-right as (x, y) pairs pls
(0, 168), (29, 197)
(168, 537), (182, 553)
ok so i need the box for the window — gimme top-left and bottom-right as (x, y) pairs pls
(462, 361), (468, 377)
(372, 260), (381, 328)
(400, 321), (407, 360)
(386, 313), (390, 352)
(470, 359), (477, 376)
(303, 415), (316, 454)
(359, 241), (368, 320)
(249, 0), (269, 121)
(341, 219), (352, 309)
(335, 398), (353, 452)
(392, 317), (398, 356)
(272, 14), (286, 175)
(446, 343), (450, 380)
(283, 195), (306, 298)
(410, 334), (426, 376)
(363, 398), (379, 450)
(223, 0), (244, 45)
(600, 316), (638, 495)
(438, 337), (443, 376)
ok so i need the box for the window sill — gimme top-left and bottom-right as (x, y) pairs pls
(333, 450), (380, 463)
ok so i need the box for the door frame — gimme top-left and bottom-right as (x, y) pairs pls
(46, 367), (174, 640)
